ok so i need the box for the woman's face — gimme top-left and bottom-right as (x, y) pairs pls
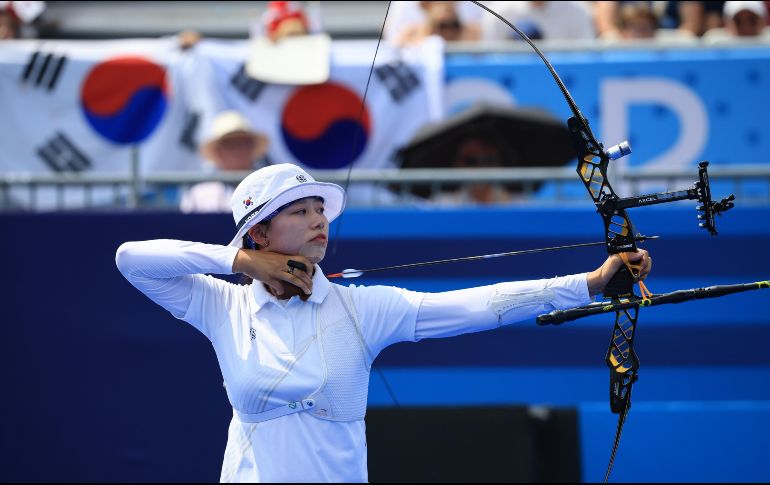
(261, 197), (329, 264)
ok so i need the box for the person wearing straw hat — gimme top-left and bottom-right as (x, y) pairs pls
(116, 163), (651, 482)
(180, 110), (270, 213)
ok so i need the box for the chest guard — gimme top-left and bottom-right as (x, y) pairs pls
(234, 284), (374, 423)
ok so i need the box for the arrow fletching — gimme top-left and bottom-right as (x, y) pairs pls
(327, 269), (364, 279)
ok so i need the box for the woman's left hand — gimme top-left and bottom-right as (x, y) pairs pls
(586, 249), (652, 296)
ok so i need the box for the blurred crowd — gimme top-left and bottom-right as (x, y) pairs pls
(3, 1), (769, 43)
(383, 1), (770, 45)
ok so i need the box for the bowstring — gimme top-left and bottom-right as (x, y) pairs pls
(329, 1), (399, 408)
(330, 1), (392, 256)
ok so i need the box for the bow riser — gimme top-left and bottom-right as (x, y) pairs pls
(569, 117), (641, 256)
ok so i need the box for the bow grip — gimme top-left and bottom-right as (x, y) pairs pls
(603, 262), (636, 300)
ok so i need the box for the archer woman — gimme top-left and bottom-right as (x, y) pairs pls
(115, 163), (651, 482)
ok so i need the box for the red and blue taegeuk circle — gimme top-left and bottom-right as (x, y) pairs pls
(80, 56), (169, 145)
(280, 82), (371, 169)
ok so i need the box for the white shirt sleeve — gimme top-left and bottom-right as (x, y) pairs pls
(115, 239), (240, 333)
(415, 273), (592, 340)
(348, 284), (425, 356)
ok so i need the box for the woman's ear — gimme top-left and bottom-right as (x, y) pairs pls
(247, 225), (269, 247)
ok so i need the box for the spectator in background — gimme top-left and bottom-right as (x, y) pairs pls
(694, 1), (729, 34)
(176, 29), (202, 50)
(482, 1), (595, 41)
(433, 135), (514, 205)
(178, 1), (318, 50)
(245, 0), (331, 85)
(385, 1), (483, 45)
(617, 2), (659, 39)
(0, 0), (45, 39)
(180, 111), (270, 213)
(594, 1), (661, 39)
(723, 0), (768, 35)
(659, 1), (726, 36)
(596, 2), (727, 39)
(0, 6), (19, 39)
(593, 1), (626, 39)
(260, 0), (311, 41)
(390, 1), (481, 47)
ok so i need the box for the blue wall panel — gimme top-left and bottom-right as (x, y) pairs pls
(580, 401), (770, 482)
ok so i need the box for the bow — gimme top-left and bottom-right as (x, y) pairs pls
(335, 2), (767, 481)
(465, 2), (767, 481)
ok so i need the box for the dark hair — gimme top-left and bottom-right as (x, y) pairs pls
(618, 3), (659, 31)
(238, 219), (271, 285)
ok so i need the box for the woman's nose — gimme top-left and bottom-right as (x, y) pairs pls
(311, 212), (326, 228)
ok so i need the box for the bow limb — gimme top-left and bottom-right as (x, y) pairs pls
(468, 2), (644, 481)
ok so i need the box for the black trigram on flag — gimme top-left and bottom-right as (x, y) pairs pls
(179, 111), (201, 151)
(231, 64), (266, 102)
(20, 51), (67, 91)
(36, 133), (92, 173)
(374, 61), (420, 103)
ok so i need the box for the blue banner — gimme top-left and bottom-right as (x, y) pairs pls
(445, 46), (770, 170)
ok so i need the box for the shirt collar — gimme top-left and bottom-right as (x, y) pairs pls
(250, 264), (331, 310)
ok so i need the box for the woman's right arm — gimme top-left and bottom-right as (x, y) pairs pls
(115, 239), (239, 319)
(115, 240), (314, 317)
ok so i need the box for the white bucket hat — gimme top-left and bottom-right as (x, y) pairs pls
(723, 0), (768, 19)
(200, 111), (269, 164)
(227, 164), (346, 247)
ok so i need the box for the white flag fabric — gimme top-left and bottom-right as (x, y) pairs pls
(0, 39), (200, 208)
(0, 37), (444, 209)
(182, 36), (445, 171)
(0, 39), (203, 173)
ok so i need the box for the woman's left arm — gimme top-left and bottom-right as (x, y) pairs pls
(415, 273), (590, 340)
(416, 249), (652, 340)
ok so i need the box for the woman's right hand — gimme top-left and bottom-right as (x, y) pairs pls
(232, 249), (314, 296)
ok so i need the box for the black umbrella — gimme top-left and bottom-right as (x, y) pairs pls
(395, 103), (575, 199)
(397, 103), (575, 169)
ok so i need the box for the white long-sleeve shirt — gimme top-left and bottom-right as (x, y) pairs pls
(115, 239), (592, 483)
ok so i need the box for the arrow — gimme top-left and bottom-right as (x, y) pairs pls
(327, 235), (659, 279)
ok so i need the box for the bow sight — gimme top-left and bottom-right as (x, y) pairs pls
(568, 119), (736, 257)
